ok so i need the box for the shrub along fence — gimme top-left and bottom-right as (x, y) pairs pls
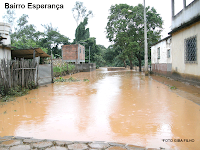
(0, 58), (38, 95)
(53, 58), (96, 77)
(52, 59), (76, 77)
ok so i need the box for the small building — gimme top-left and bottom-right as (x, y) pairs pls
(151, 36), (172, 75)
(170, 0), (200, 85)
(62, 44), (85, 64)
(0, 22), (11, 61)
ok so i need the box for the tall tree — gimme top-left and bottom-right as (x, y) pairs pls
(106, 4), (163, 70)
(2, 9), (16, 33)
(75, 17), (90, 42)
(11, 15), (70, 57)
(38, 23), (70, 56)
(11, 14), (42, 49)
(72, 1), (93, 27)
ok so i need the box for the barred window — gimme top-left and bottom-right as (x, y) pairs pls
(157, 47), (160, 59)
(185, 36), (197, 63)
(167, 49), (170, 58)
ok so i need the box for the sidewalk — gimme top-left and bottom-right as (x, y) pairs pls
(151, 74), (200, 105)
(0, 136), (161, 150)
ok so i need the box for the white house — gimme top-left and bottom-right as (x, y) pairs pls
(170, 0), (200, 84)
(0, 22), (11, 60)
(151, 36), (172, 75)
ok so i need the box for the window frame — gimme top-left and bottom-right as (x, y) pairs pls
(167, 49), (170, 58)
(157, 47), (160, 59)
(184, 35), (197, 64)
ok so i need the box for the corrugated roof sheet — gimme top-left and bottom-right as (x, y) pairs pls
(11, 48), (50, 59)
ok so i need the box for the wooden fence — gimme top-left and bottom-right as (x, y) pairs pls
(0, 58), (38, 91)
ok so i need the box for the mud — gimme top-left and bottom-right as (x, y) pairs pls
(0, 68), (200, 149)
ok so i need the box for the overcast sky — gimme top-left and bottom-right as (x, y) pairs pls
(0, 0), (194, 48)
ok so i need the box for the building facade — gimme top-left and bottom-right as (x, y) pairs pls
(151, 36), (172, 75)
(62, 44), (85, 64)
(170, 0), (200, 84)
(0, 22), (11, 60)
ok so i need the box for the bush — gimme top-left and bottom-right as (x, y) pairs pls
(0, 84), (34, 102)
(53, 63), (75, 77)
(53, 66), (61, 73)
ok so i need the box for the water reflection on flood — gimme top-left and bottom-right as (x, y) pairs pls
(0, 68), (200, 149)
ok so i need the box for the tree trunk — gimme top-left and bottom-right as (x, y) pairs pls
(130, 60), (133, 70)
(128, 56), (133, 70)
(123, 60), (126, 68)
(138, 56), (142, 72)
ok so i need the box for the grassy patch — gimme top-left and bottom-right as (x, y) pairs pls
(54, 77), (80, 82)
(170, 86), (177, 90)
(53, 63), (75, 77)
(0, 82), (38, 102)
(83, 78), (89, 82)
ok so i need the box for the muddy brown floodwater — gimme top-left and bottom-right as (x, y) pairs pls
(0, 68), (200, 149)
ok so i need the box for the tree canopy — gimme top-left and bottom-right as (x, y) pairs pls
(75, 17), (90, 42)
(72, 1), (93, 27)
(8, 13), (70, 58)
(106, 3), (163, 70)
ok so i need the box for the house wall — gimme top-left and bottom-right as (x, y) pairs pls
(0, 46), (11, 60)
(171, 0), (200, 30)
(0, 22), (11, 46)
(171, 21), (200, 79)
(0, 22), (11, 61)
(79, 44), (85, 61)
(62, 44), (85, 64)
(151, 37), (172, 75)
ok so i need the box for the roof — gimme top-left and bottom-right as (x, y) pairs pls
(151, 35), (171, 47)
(11, 48), (50, 59)
(169, 15), (200, 34)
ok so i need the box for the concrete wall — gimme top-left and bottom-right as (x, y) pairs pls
(0, 46), (11, 60)
(62, 44), (85, 64)
(0, 22), (11, 61)
(171, 0), (200, 30)
(171, 21), (200, 77)
(151, 36), (172, 75)
(38, 64), (52, 85)
(0, 22), (11, 46)
(75, 63), (96, 72)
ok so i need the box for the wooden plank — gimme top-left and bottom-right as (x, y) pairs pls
(21, 58), (25, 88)
(14, 68), (36, 70)
(51, 53), (53, 83)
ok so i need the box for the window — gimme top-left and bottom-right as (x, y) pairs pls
(167, 49), (170, 58)
(157, 47), (160, 59)
(185, 36), (197, 63)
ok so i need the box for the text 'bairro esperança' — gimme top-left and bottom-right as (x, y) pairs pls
(5, 3), (64, 10)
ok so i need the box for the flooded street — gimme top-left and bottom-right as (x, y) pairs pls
(0, 68), (200, 149)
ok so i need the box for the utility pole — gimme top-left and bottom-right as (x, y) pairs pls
(144, 0), (148, 75)
(89, 46), (90, 64)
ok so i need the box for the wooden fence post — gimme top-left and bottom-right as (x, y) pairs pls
(37, 56), (39, 86)
(21, 58), (25, 88)
(8, 60), (11, 88)
(51, 51), (53, 83)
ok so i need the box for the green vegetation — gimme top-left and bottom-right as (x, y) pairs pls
(0, 83), (36, 102)
(54, 77), (89, 82)
(83, 78), (89, 82)
(106, 4), (163, 70)
(3, 2), (163, 71)
(53, 63), (75, 76)
(54, 77), (80, 82)
(170, 86), (177, 90)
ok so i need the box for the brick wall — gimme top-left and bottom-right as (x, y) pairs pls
(62, 44), (85, 63)
(79, 44), (85, 61)
(62, 45), (78, 62)
(152, 63), (172, 75)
